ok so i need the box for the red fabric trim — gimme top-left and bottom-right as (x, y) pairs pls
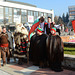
(20, 51), (27, 52)
(22, 46), (26, 48)
(20, 46), (22, 48)
(53, 34), (56, 35)
(44, 22), (48, 25)
(26, 41), (28, 43)
(50, 29), (56, 32)
(37, 29), (42, 33)
(22, 42), (25, 44)
(20, 46), (27, 48)
(20, 42), (25, 44)
(20, 42), (22, 43)
(28, 21), (40, 41)
(0, 44), (9, 47)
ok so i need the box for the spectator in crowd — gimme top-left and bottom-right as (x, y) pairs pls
(39, 16), (49, 34)
(7, 29), (13, 57)
(7, 29), (13, 49)
(65, 27), (68, 32)
(54, 24), (62, 35)
(47, 16), (52, 34)
(39, 16), (45, 32)
(61, 24), (64, 32)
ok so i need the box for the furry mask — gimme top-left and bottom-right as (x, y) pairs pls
(15, 23), (28, 35)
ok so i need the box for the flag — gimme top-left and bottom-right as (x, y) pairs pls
(28, 19), (40, 41)
(72, 20), (75, 33)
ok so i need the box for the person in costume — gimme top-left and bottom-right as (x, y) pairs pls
(29, 27), (48, 67)
(39, 17), (44, 32)
(36, 27), (43, 35)
(0, 27), (10, 66)
(50, 22), (56, 35)
(47, 17), (52, 34)
(13, 23), (28, 65)
(40, 16), (48, 34)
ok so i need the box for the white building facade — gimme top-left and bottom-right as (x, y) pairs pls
(0, 0), (54, 27)
(68, 6), (75, 20)
(67, 6), (75, 28)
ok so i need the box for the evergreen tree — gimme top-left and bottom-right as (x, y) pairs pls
(57, 16), (64, 24)
(62, 13), (66, 23)
(65, 13), (69, 23)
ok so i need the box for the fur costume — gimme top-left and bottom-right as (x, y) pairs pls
(13, 23), (28, 64)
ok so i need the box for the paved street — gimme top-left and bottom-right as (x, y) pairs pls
(0, 58), (75, 75)
(0, 69), (11, 75)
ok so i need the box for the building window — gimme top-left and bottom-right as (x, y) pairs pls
(41, 12), (44, 16)
(69, 8), (75, 11)
(48, 13), (52, 21)
(0, 6), (3, 24)
(28, 10), (33, 16)
(39, 12), (43, 16)
(44, 13), (48, 22)
(31, 11), (33, 16)
(69, 16), (75, 19)
(21, 9), (27, 23)
(9, 8), (12, 23)
(48, 13), (51, 17)
(34, 11), (38, 20)
(44, 13), (47, 17)
(5, 7), (9, 24)
(14, 8), (21, 23)
(5, 7), (12, 24)
(28, 10), (31, 16)
(70, 11), (75, 14)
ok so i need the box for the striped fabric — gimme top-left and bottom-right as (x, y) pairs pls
(28, 19), (40, 40)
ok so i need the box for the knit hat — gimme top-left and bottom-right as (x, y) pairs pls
(37, 27), (42, 33)
(44, 22), (48, 25)
(50, 27), (56, 35)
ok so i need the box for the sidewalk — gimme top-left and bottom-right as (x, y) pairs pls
(64, 54), (75, 58)
(0, 55), (75, 75)
(0, 69), (11, 75)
